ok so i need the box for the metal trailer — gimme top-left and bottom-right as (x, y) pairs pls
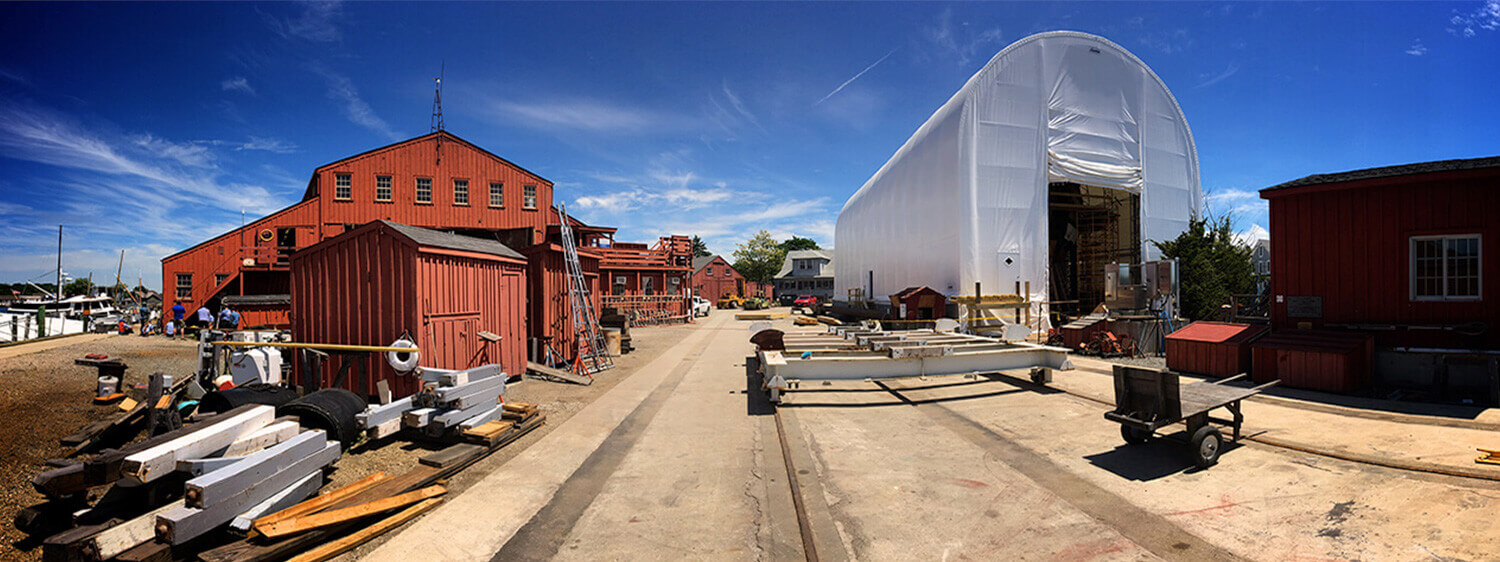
(1103, 365), (1278, 468)
(754, 326), (1073, 403)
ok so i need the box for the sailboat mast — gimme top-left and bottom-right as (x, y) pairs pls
(55, 226), (62, 304)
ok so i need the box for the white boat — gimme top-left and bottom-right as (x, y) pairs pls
(7, 294), (117, 319)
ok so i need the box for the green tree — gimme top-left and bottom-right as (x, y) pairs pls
(732, 230), (787, 283)
(1153, 216), (1255, 321)
(691, 235), (711, 258)
(62, 278), (92, 297)
(778, 236), (820, 253)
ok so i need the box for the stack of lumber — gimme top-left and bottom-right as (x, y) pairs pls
(736, 311), (789, 320)
(356, 364), (506, 441)
(37, 405), (340, 561)
(793, 316), (820, 326)
(461, 402), (545, 447)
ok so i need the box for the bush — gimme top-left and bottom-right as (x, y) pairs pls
(1152, 217), (1255, 321)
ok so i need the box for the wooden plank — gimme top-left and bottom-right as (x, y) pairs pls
(500, 402), (536, 414)
(228, 471), (323, 534)
(284, 497), (442, 562)
(402, 408), (436, 428)
(438, 364), (501, 387)
(357, 395), (413, 429)
(256, 485), (447, 539)
(185, 431), (327, 508)
(246, 472), (390, 537)
(462, 420), (512, 440)
(442, 385), (502, 411)
(457, 405), (503, 432)
(222, 420), (300, 457)
(525, 361), (592, 385)
(434, 373), (506, 403)
(122, 405), (275, 484)
(78, 501), (182, 561)
(156, 442), (340, 544)
(419, 444), (485, 469)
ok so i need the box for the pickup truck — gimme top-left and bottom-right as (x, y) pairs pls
(691, 296), (711, 317)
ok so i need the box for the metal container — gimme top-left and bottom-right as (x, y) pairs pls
(96, 376), (119, 398)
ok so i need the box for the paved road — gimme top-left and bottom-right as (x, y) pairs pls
(372, 312), (1500, 561)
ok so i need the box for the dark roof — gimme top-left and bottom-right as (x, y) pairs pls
(378, 221), (525, 260)
(1263, 156), (1500, 193)
(222, 294), (291, 306)
(692, 255), (719, 272)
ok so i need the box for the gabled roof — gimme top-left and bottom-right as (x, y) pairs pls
(303, 130), (552, 200)
(1262, 155), (1500, 194)
(776, 249), (835, 278)
(378, 221), (526, 260)
(692, 255), (723, 273)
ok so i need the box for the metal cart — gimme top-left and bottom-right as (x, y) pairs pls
(1104, 365), (1278, 468)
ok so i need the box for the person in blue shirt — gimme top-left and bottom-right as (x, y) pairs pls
(171, 303), (186, 339)
(218, 307), (240, 330)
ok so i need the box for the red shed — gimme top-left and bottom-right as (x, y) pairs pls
(1259, 156), (1500, 392)
(1165, 321), (1269, 378)
(889, 286), (947, 321)
(520, 243), (601, 366)
(291, 220), (527, 398)
(1251, 331), (1374, 393)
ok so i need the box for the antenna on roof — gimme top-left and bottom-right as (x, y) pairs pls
(430, 62), (445, 133)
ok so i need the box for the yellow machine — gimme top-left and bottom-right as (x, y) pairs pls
(717, 294), (744, 309)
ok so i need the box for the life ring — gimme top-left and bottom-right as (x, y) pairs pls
(258, 229), (274, 242)
(386, 338), (420, 372)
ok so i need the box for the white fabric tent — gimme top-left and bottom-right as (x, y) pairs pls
(835, 31), (1201, 324)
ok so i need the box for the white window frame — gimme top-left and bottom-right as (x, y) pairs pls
(523, 185), (537, 209)
(453, 179), (469, 206)
(489, 181), (504, 208)
(1410, 234), (1482, 302)
(375, 175), (392, 202)
(707, 267), (713, 276)
(175, 273), (192, 299)
(334, 173), (352, 200)
(415, 177), (432, 204)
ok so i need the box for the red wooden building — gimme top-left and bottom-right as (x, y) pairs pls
(1258, 156), (1500, 394)
(290, 221), (527, 398)
(691, 255), (743, 302)
(162, 130), (696, 363)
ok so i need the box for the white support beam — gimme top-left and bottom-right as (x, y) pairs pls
(122, 406), (275, 484)
(228, 470), (323, 534)
(184, 430), (326, 508)
(156, 442), (339, 545)
(222, 420), (300, 457)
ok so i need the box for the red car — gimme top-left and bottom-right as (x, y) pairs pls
(793, 295), (818, 308)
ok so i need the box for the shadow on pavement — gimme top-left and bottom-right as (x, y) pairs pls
(745, 355), (775, 416)
(1084, 434), (1245, 481)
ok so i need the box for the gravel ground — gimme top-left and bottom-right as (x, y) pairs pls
(1094, 353), (1167, 370)
(0, 333), (200, 561)
(0, 321), (693, 561)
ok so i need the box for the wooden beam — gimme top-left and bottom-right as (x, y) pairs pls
(122, 406), (275, 484)
(228, 471), (323, 534)
(419, 444), (484, 469)
(185, 430), (327, 508)
(155, 442), (339, 545)
(248, 472), (390, 534)
(357, 396), (413, 429)
(222, 420), (300, 457)
(175, 455), (247, 477)
(255, 486), (446, 539)
(433, 373), (506, 403)
(456, 405), (502, 432)
(77, 501), (182, 561)
(402, 408), (436, 429)
(284, 498), (442, 562)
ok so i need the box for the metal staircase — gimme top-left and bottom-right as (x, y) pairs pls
(557, 203), (613, 375)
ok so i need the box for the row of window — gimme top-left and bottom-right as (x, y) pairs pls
(704, 266), (732, 277)
(333, 173), (537, 209)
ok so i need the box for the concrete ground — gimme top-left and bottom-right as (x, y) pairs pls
(370, 310), (1500, 561)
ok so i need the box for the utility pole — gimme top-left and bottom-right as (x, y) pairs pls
(55, 225), (62, 304)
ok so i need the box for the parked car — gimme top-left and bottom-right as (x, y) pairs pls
(691, 296), (711, 317)
(793, 295), (818, 309)
(778, 293), (797, 306)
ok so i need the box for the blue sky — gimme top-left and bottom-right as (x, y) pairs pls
(1, 1), (1497, 289)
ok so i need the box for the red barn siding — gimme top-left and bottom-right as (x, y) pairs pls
(521, 244), (601, 366)
(291, 222), (526, 399)
(692, 256), (744, 303)
(1263, 168), (1500, 349)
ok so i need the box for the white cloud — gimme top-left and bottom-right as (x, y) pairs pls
(1449, 0), (1500, 37)
(267, 1), (343, 43)
(1195, 63), (1240, 88)
(1138, 29), (1193, 54)
(238, 136), (297, 154)
(490, 98), (677, 134)
(314, 68), (403, 142)
(1205, 188), (1259, 204)
(1406, 40), (1429, 56)
(221, 76), (255, 95)
(919, 8), (1005, 67)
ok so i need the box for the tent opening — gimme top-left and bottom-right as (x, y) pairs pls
(1047, 182), (1140, 319)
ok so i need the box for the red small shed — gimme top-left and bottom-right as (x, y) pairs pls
(520, 243), (601, 366)
(1251, 331), (1374, 393)
(1165, 321), (1270, 378)
(889, 286), (947, 321)
(291, 221), (527, 399)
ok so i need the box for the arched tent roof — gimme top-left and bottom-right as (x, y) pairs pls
(835, 31), (1201, 314)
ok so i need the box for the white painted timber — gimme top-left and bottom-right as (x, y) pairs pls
(358, 396), (414, 429)
(185, 430), (326, 508)
(434, 374), (506, 403)
(227, 470), (323, 533)
(403, 408), (437, 428)
(457, 405), (503, 432)
(368, 418), (402, 440)
(82, 500), (182, 560)
(176, 455), (247, 477)
(439, 364), (502, 386)
(122, 405), (275, 483)
(222, 420), (300, 457)
(156, 441), (340, 544)
(443, 385), (503, 410)
(761, 342), (1072, 381)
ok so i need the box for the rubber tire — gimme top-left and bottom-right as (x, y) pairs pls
(200, 383), (302, 414)
(1120, 424), (1150, 445)
(1190, 426), (1223, 468)
(278, 388), (367, 448)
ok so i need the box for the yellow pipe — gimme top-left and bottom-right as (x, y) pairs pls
(209, 341), (419, 353)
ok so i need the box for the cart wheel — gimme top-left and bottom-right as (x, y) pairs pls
(1120, 425), (1150, 445)
(1190, 426), (1223, 468)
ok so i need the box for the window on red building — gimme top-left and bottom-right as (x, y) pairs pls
(334, 173), (351, 200)
(454, 179), (469, 206)
(416, 178), (432, 204)
(1411, 235), (1481, 301)
(375, 175), (392, 202)
(175, 273), (192, 299)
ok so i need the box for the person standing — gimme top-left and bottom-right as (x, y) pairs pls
(195, 305), (212, 336)
(171, 302), (186, 339)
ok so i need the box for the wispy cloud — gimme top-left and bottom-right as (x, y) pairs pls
(1405, 40), (1429, 56)
(1195, 63), (1240, 89)
(0, 66), (29, 86)
(221, 76), (255, 95)
(490, 97), (678, 134)
(816, 48), (897, 106)
(1138, 29), (1194, 54)
(267, 1), (343, 43)
(237, 136), (297, 154)
(1449, 0), (1500, 37)
(919, 8), (1004, 67)
(314, 68), (402, 141)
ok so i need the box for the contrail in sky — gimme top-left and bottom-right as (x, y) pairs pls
(815, 48), (898, 106)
